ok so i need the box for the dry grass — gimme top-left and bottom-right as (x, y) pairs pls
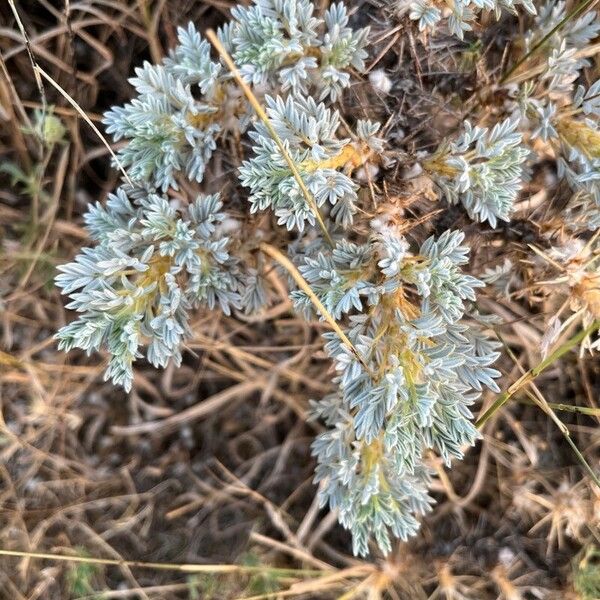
(0, 1), (599, 598)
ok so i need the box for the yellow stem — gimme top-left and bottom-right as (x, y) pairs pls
(259, 242), (370, 373)
(205, 29), (334, 247)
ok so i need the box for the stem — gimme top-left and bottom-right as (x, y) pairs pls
(259, 242), (370, 373)
(0, 549), (322, 577)
(205, 29), (334, 247)
(500, 0), (600, 84)
(35, 65), (133, 187)
(517, 397), (600, 416)
(476, 319), (600, 429)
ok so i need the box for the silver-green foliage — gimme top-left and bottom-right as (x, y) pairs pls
(59, 0), (370, 390)
(527, 0), (600, 91)
(293, 230), (501, 555)
(407, 0), (536, 39)
(427, 117), (529, 227)
(516, 78), (600, 229)
(556, 80), (600, 230)
(56, 187), (249, 391)
(225, 0), (369, 99)
(103, 1), (369, 194)
(103, 24), (222, 191)
(56, 0), (504, 558)
(239, 94), (382, 231)
(513, 0), (600, 230)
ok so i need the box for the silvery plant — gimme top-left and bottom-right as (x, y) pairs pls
(516, 83), (600, 231)
(525, 0), (600, 95)
(103, 25), (223, 191)
(103, 0), (369, 192)
(55, 187), (249, 392)
(405, 0), (535, 39)
(56, 0), (503, 556)
(292, 230), (501, 555)
(423, 117), (529, 227)
(239, 94), (383, 231)
(508, 3), (600, 230)
(236, 94), (501, 552)
(59, 0), (370, 389)
(224, 0), (369, 100)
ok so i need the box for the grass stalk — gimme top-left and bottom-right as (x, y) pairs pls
(476, 319), (600, 429)
(259, 243), (370, 372)
(0, 549), (323, 577)
(205, 29), (334, 247)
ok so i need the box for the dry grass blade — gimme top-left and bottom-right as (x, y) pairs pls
(7, 0), (47, 115)
(0, 549), (323, 577)
(260, 242), (370, 372)
(33, 64), (133, 186)
(205, 28), (334, 247)
(476, 319), (600, 428)
(110, 380), (263, 436)
(487, 324), (600, 488)
(518, 397), (600, 416)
